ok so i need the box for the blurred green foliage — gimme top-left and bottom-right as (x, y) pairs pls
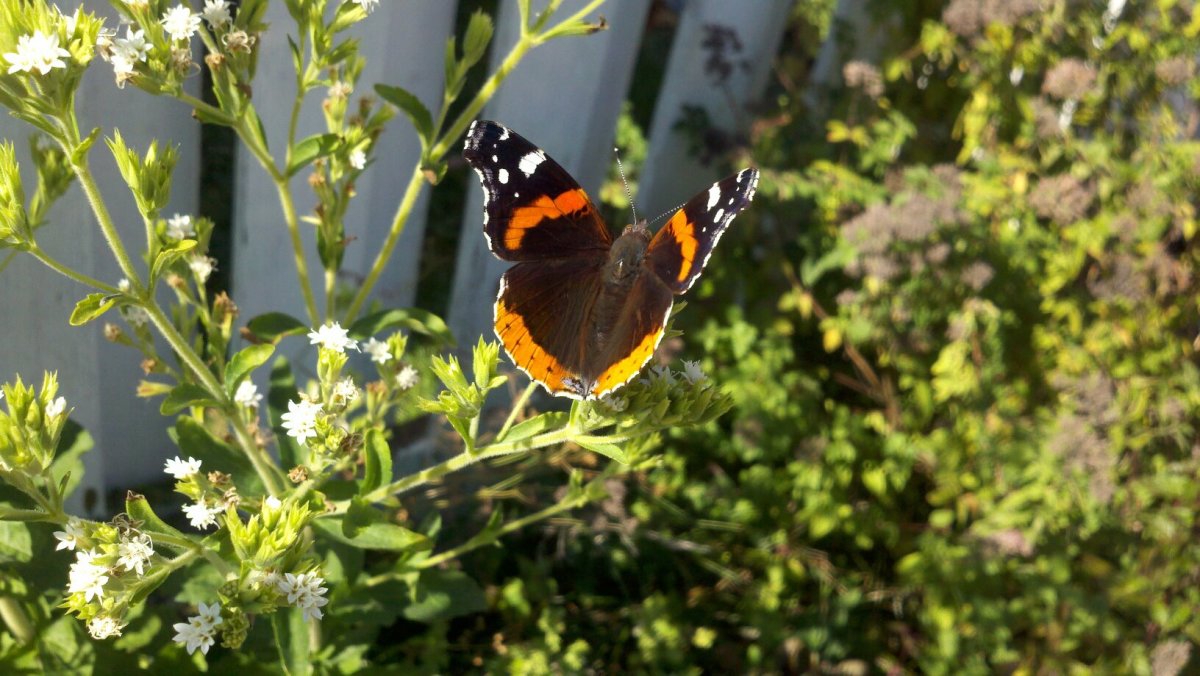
(424, 1), (1200, 673)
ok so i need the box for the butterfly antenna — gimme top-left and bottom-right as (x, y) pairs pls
(648, 198), (689, 227)
(614, 147), (639, 223)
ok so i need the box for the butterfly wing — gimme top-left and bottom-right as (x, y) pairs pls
(645, 168), (759, 294)
(586, 272), (675, 398)
(464, 120), (612, 262)
(494, 257), (607, 399)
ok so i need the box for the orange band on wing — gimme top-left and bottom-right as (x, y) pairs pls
(495, 297), (571, 393)
(504, 189), (592, 249)
(592, 325), (664, 395)
(664, 210), (698, 283)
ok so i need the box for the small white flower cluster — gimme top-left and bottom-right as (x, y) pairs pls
(234, 380), (262, 408)
(45, 395), (67, 418)
(67, 550), (108, 602)
(165, 213), (194, 239)
(276, 572), (329, 621)
(363, 337), (392, 364)
(116, 532), (154, 576)
(202, 0), (233, 28)
(172, 601), (222, 655)
(164, 456), (223, 530)
(104, 28), (150, 87)
(307, 321), (359, 353)
(189, 255), (217, 283)
(395, 365), (419, 391)
(87, 614), (126, 640)
(54, 516), (87, 551)
(349, 148), (367, 171)
(333, 377), (359, 404)
(4, 31), (70, 76)
(638, 360), (706, 387)
(351, 0), (380, 14)
(282, 399), (323, 444)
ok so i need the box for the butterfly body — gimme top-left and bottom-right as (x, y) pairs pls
(464, 120), (757, 399)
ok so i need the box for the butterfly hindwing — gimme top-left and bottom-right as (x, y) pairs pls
(494, 257), (606, 398)
(464, 120), (612, 262)
(645, 168), (759, 294)
(589, 272), (675, 398)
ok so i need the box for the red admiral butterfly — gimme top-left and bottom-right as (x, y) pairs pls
(464, 120), (758, 399)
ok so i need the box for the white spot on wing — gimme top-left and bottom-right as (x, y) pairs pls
(714, 208), (724, 222)
(492, 154), (498, 162)
(519, 150), (546, 177)
(707, 184), (721, 209)
(499, 168), (509, 184)
(499, 127), (510, 141)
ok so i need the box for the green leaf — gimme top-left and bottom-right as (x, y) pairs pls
(272, 607), (312, 676)
(173, 417), (264, 495)
(375, 85), (434, 145)
(500, 412), (568, 443)
(245, 312), (307, 344)
(69, 293), (117, 326)
(347, 307), (453, 345)
(125, 492), (188, 542)
(287, 133), (340, 177)
(224, 344), (275, 394)
(313, 500), (431, 552)
(402, 569), (486, 623)
(359, 429), (392, 496)
(160, 383), (220, 415)
(49, 419), (92, 499)
(268, 356), (303, 470)
(574, 437), (629, 464)
(0, 521), (32, 563)
(150, 238), (198, 280)
(461, 11), (495, 70)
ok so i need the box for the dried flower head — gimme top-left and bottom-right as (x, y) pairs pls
(1029, 174), (1094, 224)
(960, 261), (994, 290)
(1041, 59), (1096, 100)
(843, 60), (884, 98)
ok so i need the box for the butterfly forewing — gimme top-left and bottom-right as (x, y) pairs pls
(463, 120), (612, 262)
(645, 168), (759, 294)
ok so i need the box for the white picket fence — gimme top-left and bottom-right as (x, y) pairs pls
(0, 0), (793, 505)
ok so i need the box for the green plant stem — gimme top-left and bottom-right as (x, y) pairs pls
(414, 488), (590, 569)
(0, 597), (34, 645)
(343, 165), (423, 322)
(26, 245), (119, 293)
(141, 303), (286, 496)
(70, 158), (142, 288)
(355, 422), (595, 505)
(496, 381), (538, 441)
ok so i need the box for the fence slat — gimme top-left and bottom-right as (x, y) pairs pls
(230, 2), (457, 325)
(0, 6), (202, 500)
(446, 0), (651, 346)
(636, 0), (793, 218)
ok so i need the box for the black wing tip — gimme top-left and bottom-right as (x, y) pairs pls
(464, 120), (513, 155)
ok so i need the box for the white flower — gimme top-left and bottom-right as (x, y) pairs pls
(307, 322), (359, 353)
(164, 455), (202, 479)
(276, 572), (329, 621)
(599, 393), (628, 412)
(118, 278), (132, 293)
(680, 360), (706, 384)
(165, 213), (194, 239)
(363, 337), (392, 364)
(281, 399), (323, 444)
(116, 532), (154, 576)
(112, 27), (150, 67)
(202, 0), (232, 27)
(161, 5), (202, 42)
(333, 377), (359, 403)
(189, 255), (216, 282)
(87, 615), (125, 640)
(328, 81), (353, 99)
(68, 550), (109, 602)
(351, 0), (380, 14)
(650, 365), (675, 385)
(54, 517), (87, 552)
(172, 602), (222, 655)
(234, 380), (262, 408)
(45, 396), (67, 418)
(395, 365), (419, 391)
(247, 568), (280, 590)
(349, 149), (367, 170)
(183, 500), (222, 530)
(196, 601), (223, 628)
(4, 31), (70, 76)
(122, 305), (150, 327)
(264, 495), (282, 510)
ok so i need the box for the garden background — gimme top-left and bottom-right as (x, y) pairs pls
(2, 0), (1199, 672)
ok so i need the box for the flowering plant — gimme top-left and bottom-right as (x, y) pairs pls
(0, 0), (732, 669)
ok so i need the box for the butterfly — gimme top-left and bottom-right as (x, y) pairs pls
(463, 120), (758, 399)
